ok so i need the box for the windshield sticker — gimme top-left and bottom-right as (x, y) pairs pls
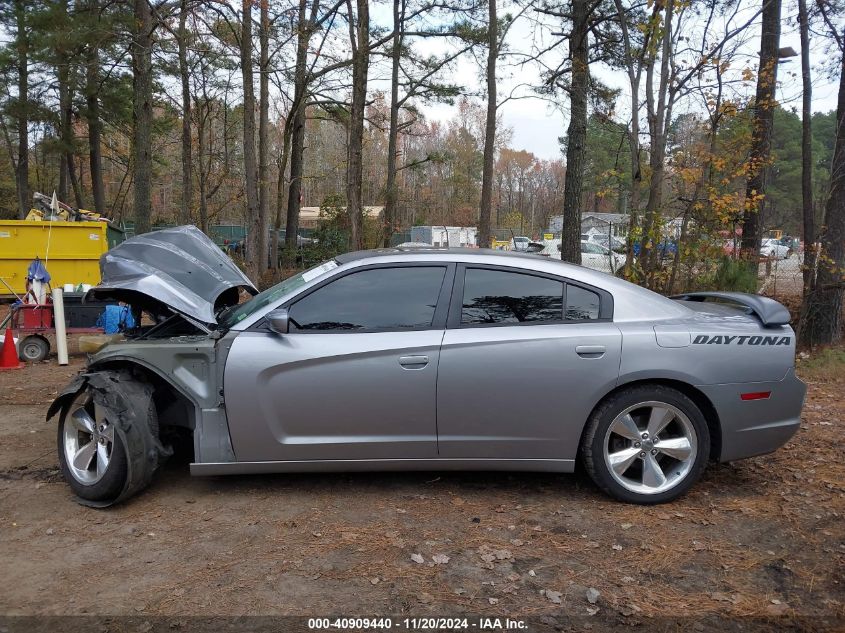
(301, 260), (339, 283)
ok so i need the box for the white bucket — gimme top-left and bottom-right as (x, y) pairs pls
(81, 284), (92, 293)
(63, 283), (75, 293)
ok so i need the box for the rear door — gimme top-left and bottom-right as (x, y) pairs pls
(436, 265), (622, 461)
(225, 263), (454, 462)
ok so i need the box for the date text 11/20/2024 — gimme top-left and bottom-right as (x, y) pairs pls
(307, 618), (528, 630)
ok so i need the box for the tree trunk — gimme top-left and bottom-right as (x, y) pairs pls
(798, 0), (814, 293)
(15, 0), (29, 219)
(641, 0), (673, 283)
(383, 0), (404, 248)
(285, 0), (314, 261)
(131, 0), (154, 234)
(273, 122), (292, 268)
(258, 0), (270, 272)
(197, 101), (209, 233)
(85, 22), (106, 216)
(740, 0), (782, 259)
(612, 0), (642, 279)
(58, 56), (70, 203)
(346, 0), (369, 251)
(178, 0), (193, 225)
(479, 0), (497, 250)
(242, 0), (261, 273)
(560, 0), (588, 264)
(801, 40), (845, 346)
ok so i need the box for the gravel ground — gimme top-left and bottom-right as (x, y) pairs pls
(0, 352), (843, 633)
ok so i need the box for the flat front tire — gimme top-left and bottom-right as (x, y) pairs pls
(581, 385), (710, 504)
(58, 391), (129, 502)
(57, 378), (161, 505)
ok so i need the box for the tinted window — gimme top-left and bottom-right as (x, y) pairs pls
(461, 269), (563, 324)
(566, 285), (600, 320)
(289, 267), (446, 331)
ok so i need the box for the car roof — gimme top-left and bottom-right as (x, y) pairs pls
(335, 246), (642, 297)
(336, 247), (545, 264)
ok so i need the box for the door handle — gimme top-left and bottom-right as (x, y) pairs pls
(399, 355), (429, 369)
(575, 345), (606, 358)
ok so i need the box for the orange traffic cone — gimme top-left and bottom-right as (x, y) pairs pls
(0, 327), (22, 370)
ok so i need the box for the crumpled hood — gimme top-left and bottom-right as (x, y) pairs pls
(86, 225), (257, 325)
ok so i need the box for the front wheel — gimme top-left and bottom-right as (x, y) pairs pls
(581, 385), (710, 504)
(58, 391), (129, 502)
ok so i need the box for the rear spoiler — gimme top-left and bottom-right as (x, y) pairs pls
(670, 292), (791, 327)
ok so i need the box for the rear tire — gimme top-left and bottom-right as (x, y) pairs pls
(581, 385), (710, 504)
(19, 335), (49, 362)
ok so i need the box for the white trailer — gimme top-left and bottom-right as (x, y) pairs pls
(409, 226), (478, 248)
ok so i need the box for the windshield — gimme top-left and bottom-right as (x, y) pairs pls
(218, 259), (338, 328)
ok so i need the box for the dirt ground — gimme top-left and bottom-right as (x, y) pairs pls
(0, 350), (843, 632)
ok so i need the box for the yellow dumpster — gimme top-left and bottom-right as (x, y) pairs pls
(0, 221), (112, 298)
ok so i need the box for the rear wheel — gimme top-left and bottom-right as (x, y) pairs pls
(581, 385), (710, 504)
(19, 335), (49, 362)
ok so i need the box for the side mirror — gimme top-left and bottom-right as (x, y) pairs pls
(266, 308), (290, 334)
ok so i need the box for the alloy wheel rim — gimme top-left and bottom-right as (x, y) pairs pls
(603, 401), (697, 495)
(63, 394), (114, 485)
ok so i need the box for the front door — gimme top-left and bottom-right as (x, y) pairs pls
(225, 264), (453, 462)
(436, 265), (622, 461)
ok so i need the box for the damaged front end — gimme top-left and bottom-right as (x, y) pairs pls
(48, 226), (252, 505)
(85, 224), (258, 338)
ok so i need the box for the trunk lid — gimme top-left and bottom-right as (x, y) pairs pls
(86, 225), (257, 325)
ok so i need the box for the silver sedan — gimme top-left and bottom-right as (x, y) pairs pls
(49, 227), (806, 506)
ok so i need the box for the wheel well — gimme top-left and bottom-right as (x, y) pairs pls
(581, 378), (722, 462)
(91, 360), (197, 433)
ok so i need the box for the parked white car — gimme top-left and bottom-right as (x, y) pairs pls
(537, 239), (625, 273)
(760, 238), (792, 260)
(582, 241), (626, 273)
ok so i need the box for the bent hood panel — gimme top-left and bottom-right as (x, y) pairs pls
(87, 225), (257, 324)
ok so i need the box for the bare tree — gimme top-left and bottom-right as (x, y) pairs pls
(258, 0), (270, 271)
(798, 0), (814, 292)
(740, 0), (782, 260)
(559, 0), (589, 264)
(177, 0), (193, 224)
(800, 10), (845, 346)
(131, 0), (154, 234)
(347, 0), (370, 250)
(479, 0), (497, 250)
(83, 0), (106, 215)
(241, 0), (261, 273)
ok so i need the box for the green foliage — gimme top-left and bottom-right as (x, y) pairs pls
(797, 346), (845, 381)
(706, 257), (759, 293)
(300, 194), (350, 265)
(581, 114), (631, 213)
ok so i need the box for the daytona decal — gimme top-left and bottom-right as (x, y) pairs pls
(692, 334), (791, 346)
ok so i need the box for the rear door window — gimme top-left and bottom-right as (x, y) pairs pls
(461, 268), (564, 325)
(565, 285), (601, 320)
